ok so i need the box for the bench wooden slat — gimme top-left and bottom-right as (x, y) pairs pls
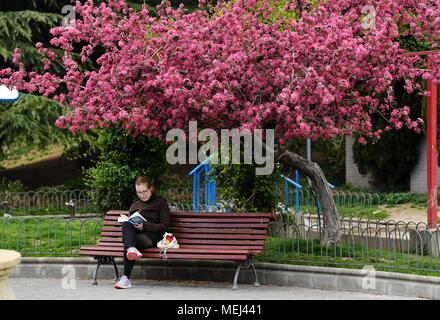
(177, 239), (265, 245)
(105, 214), (270, 222)
(81, 246), (254, 255)
(172, 212), (275, 218)
(142, 248), (251, 254)
(97, 242), (124, 247)
(98, 238), (267, 246)
(101, 227), (122, 232)
(99, 237), (123, 242)
(104, 214), (273, 221)
(171, 233), (267, 240)
(169, 227), (267, 235)
(103, 221), (122, 226)
(80, 246), (123, 252)
(98, 239), (266, 247)
(170, 223), (269, 228)
(180, 245), (263, 251)
(101, 231), (123, 237)
(80, 250), (249, 261)
(96, 242), (264, 251)
(101, 227), (268, 235)
(178, 247), (263, 252)
(170, 217), (270, 223)
(105, 210), (274, 218)
(80, 250), (124, 257)
(104, 214), (120, 219)
(140, 253), (248, 260)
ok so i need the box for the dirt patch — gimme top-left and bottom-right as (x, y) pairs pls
(379, 204), (428, 224)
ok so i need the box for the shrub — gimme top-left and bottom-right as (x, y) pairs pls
(209, 142), (284, 212)
(0, 178), (25, 193)
(84, 124), (168, 212)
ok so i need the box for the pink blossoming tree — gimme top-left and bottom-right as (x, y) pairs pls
(1, 0), (439, 241)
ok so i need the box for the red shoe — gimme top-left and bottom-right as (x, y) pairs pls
(126, 247), (142, 261)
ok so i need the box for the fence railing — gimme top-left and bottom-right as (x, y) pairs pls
(263, 213), (440, 275)
(0, 217), (102, 256)
(287, 212), (431, 232)
(1, 214), (440, 276)
(282, 188), (381, 209)
(165, 188), (381, 211)
(0, 188), (198, 215)
(0, 188), (381, 217)
(0, 190), (95, 216)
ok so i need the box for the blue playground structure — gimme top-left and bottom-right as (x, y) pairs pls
(189, 156), (335, 218)
(189, 155), (217, 212)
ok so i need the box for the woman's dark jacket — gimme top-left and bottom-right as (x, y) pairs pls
(128, 194), (170, 234)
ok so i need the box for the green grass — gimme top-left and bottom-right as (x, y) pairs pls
(0, 218), (102, 256)
(8, 207), (98, 217)
(300, 205), (390, 220)
(336, 206), (389, 220)
(255, 237), (440, 277)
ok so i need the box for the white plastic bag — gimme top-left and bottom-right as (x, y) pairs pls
(157, 232), (179, 259)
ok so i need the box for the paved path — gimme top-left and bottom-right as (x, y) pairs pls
(8, 278), (422, 300)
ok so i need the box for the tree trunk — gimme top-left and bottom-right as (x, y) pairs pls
(274, 143), (341, 244)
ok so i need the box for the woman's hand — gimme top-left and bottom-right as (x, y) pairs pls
(134, 223), (144, 231)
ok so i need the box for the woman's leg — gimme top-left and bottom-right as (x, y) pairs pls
(122, 223), (136, 278)
(121, 222), (137, 248)
(122, 227), (157, 279)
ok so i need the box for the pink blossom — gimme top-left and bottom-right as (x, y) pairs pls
(0, 0), (437, 143)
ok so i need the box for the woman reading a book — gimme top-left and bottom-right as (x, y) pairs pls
(114, 176), (170, 289)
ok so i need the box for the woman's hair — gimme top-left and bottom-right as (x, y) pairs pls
(135, 176), (156, 194)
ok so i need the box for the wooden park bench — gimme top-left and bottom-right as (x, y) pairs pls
(79, 210), (275, 289)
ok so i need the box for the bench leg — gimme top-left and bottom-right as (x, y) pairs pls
(92, 258), (101, 285)
(92, 257), (118, 285)
(232, 263), (242, 290)
(112, 257), (119, 282)
(232, 259), (260, 290)
(250, 261), (260, 287)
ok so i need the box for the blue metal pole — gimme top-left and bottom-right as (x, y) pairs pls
(192, 174), (197, 212)
(211, 171), (216, 209)
(196, 172), (201, 212)
(204, 165), (208, 209)
(189, 155), (217, 213)
(206, 164), (212, 210)
(284, 179), (289, 206)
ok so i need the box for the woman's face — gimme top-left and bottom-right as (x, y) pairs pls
(136, 184), (152, 202)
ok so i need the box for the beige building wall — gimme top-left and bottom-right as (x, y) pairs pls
(345, 135), (440, 194)
(345, 136), (374, 189)
(409, 136), (440, 194)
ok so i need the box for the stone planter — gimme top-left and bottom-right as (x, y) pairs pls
(0, 249), (21, 300)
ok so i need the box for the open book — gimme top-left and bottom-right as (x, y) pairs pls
(118, 211), (147, 225)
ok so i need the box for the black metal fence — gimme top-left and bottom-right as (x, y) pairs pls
(0, 189), (381, 218)
(261, 212), (440, 275)
(0, 217), (102, 256)
(0, 190), (95, 217)
(1, 213), (440, 276)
